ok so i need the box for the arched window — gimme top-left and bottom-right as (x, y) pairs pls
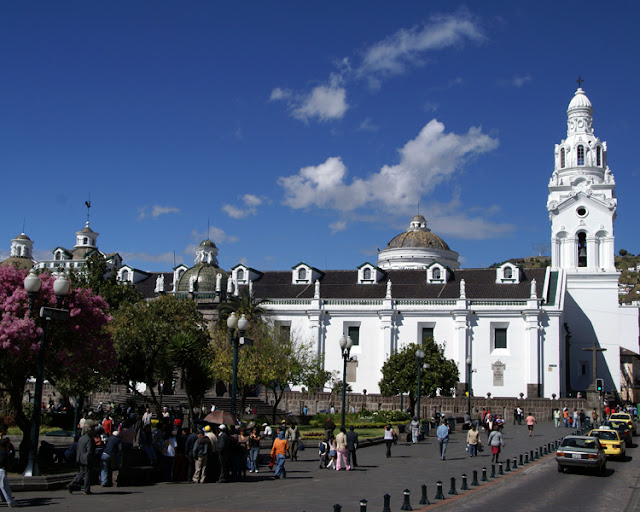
(432, 267), (441, 280)
(363, 268), (371, 280)
(55, 251), (61, 260)
(504, 267), (513, 279)
(596, 146), (601, 166)
(298, 268), (307, 280)
(560, 148), (565, 168)
(577, 232), (587, 267)
(83, 237), (88, 245)
(237, 269), (245, 280)
(577, 145), (585, 166)
(121, 270), (129, 282)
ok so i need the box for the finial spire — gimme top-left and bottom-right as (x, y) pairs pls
(84, 194), (91, 223)
(576, 75), (584, 88)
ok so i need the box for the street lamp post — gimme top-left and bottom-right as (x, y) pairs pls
(23, 270), (70, 477)
(339, 335), (353, 430)
(227, 312), (249, 417)
(466, 356), (473, 417)
(415, 350), (429, 425)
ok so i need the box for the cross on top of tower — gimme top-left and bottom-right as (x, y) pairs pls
(576, 75), (584, 87)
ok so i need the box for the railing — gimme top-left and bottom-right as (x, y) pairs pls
(323, 299), (383, 306)
(469, 300), (528, 306)
(263, 299), (313, 305)
(395, 299), (457, 306)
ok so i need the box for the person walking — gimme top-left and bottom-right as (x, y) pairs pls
(100, 430), (122, 487)
(346, 426), (358, 467)
(68, 427), (96, 494)
(271, 430), (289, 479)
(410, 416), (420, 444)
(0, 439), (18, 508)
(436, 419), (450, 460)
(285, 423), (300, 461)
(383, 424), (397, 458)
(466, 423), (481, 457)
(525, 412), (537, 437)
(326, 436), (337, 468)
(335, 427), (351, 471)
(488, 425), (504, 463)
(553, 408), (561, 427)
(248, 427), (262, 473)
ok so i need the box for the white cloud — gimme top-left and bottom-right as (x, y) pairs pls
(358, 118), (379, 132)
(138, 205), (180, 220)
(358, 12), (484, 81)
(512, 75), (532, 87)
(222, 194), (265, 219)
(279, 119), (498, 213)
(329, 220), (347, 234)
(290, 84), (349, 122)
(270, 87), (292, 101)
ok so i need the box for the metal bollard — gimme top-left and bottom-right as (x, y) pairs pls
(334, 506), (342, 512)
(481, 467), (488, 482)
(519, 453), (523, 466)
(505, 459), (511, 472)
(471, 470), (480, 486)
(548, 442), (552, 452)
(382, 494), (392, 512)
(434, 481), (445, 500)
(419, 485), (430, 505)
(534, 449), (539, 460)
(512, 457), (518, 469)
(530, 449), (534, 461)
(490, 464), (496, 478)
(461, 474), (469, 490)
(525, 452), (529, 464)
(400, 489), (413, 511)
(448, 477), (458, 495)
(498, 462), (504, 476)
(360, 499), (367, 512)
(543, 446), (547, 455)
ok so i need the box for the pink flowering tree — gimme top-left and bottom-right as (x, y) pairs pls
(0, 265), (113, 454)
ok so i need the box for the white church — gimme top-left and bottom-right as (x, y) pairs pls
(4, 87), (639, 400)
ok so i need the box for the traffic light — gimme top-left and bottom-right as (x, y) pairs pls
(596, 378), (604, 392)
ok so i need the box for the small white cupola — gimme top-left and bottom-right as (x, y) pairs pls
(426, 261), (449, 284)
(231, 264), (262, 284)
(75, 222), (99, 249)
(291, 262), (323, 285)
(10, 233), (34, 259)
(357, 262), (384, 284)
(496, 262), (520, 284)
(194, 240), (219, 265)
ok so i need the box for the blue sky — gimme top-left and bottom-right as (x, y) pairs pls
(1, 1), (638, 272)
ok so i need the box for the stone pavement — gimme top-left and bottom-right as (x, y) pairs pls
(9, 421), (575, 511)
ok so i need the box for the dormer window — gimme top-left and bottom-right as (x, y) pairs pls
(577, 145), (585, 166)
(496, 262), (519, 284)
(427, 262), (448, 284)
(433, 267), (441, 280)
(237, 269), (245, 281)
(504, 267), (512, 279)
(560, 148), (565, 168)
(121, 270), (129, 282)
(298, 268), (306, 280)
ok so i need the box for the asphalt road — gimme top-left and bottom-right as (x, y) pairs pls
(9, 422), (639, 511)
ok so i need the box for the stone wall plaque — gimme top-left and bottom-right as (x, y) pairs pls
(492, 360), (506, 387)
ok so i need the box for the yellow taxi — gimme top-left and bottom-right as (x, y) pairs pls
(609, 413), (636, 435)
(588, 428), (626, 459)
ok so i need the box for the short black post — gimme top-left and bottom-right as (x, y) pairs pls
(525, 452), (529, 464)
(419, 485), (429, 505)
(434, 481), (445, 500)
(461, 474), (469, 491)
(360, 499), (368, 512)
(382, 494), (392, 512)
(481, 467), (488, 482)
(548, 442), (552, 452)
(448, 477), (458, 495)
(512, 457), (518, 469)
(490, 464), (496, 478)
(534, 449), (539, 460)
(400, 489), (412, 511)
(530, 449), (534, 461)
(519, 453), (523, 466)
(334, 505), (342, 512)
(498, 462), (504, 476)
(471, 470), (480, 486)
(543, 446), (547, 455)
(505, 459), (511, 472)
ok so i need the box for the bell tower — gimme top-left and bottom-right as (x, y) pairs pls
(547, 87), (617, 272)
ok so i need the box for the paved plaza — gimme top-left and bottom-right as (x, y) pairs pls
(6, 420), (593, 511)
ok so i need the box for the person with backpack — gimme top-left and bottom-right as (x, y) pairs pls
(318, 439), (329, 469)
(192, 430), (211, 484)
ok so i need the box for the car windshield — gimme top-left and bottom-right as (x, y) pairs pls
(591, 431), (617, 440)
(562, 438), (597, 449)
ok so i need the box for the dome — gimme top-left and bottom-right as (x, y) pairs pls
(568, 88), (592, 111)
(384, 215), (451, 251)
(176, 263), (228, 293)
(14, 233), (31, 241)
(199, 239), (217, 248)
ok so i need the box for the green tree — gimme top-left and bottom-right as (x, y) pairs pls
(378, 339), (459, 414)
(70, 252), (142, 310)
(110, 295), (209, 415)
(169, 332), (214, 427)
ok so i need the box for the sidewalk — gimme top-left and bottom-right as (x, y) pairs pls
(10, 421), (572, 511)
